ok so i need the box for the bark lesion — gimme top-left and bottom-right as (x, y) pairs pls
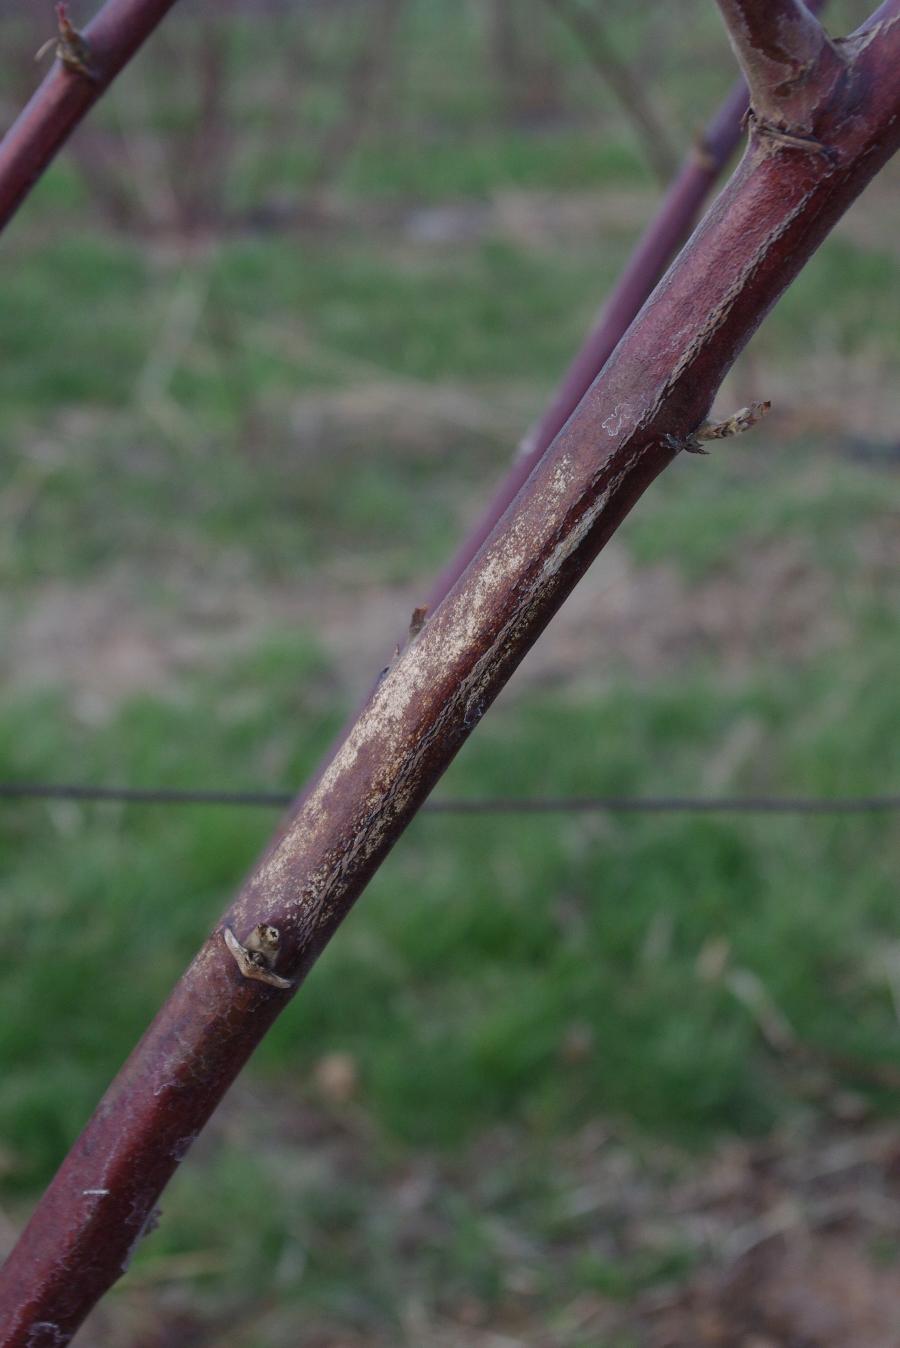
(715, 0), (846, 130)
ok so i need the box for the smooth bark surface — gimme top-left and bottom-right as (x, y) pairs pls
(0, 0), (181, 232)
(1, 3), (899, 1342)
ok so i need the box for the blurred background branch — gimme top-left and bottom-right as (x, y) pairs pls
(540, 0), (678, 183)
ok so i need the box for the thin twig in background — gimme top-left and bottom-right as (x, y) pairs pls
(490, 0), (566, 126)
(235, 7), (318, 218)
(540, 0), (678, 184)
(166, 1), (231, 234)
(136, 263), (213, 447)
(49, 2), (233, 236)
(308, 0), (406, 193)
(65, 125), (142, 231)
(0, 0), (184, 233)
(423, 0), (827, 614)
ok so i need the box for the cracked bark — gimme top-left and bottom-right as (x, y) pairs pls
(714, 0), (844, 127)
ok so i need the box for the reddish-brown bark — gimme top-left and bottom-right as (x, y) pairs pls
(715, 0), (844, 126)
(2, 3), (899, 1342)
(0, 0), (182, 232)
(424, 0), (827, 613)
(423, 77), (750, 611)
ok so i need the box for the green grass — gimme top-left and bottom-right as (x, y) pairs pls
(342, 130), (649, 200)
(627, 439), (900, 579)
(2, 619), (899, 1335)
(3, 219), (895, 592)
(767, 236), (900, 360)
(0, 235), (150, 421)
(3, 625), (900, 1194)
(0, 228), (628, 586)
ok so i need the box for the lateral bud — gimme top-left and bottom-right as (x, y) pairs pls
(682, 399), (771, 455)
(223, 925), (293, 989)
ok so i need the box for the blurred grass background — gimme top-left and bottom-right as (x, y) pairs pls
(1, 0), (899, 1343)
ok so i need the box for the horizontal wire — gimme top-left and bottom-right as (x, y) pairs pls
(1, 782), (899, 815)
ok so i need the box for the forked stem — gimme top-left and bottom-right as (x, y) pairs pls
(714, 0), (844, 127)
